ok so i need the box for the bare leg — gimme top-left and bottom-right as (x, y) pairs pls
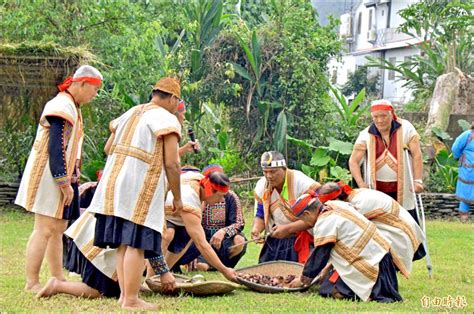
(45, 219), (68, 281)
(36, 277), (100, 298)
(121, 246), (157, 310)
(229, 235), (246, 258)
(25, 214), (58, 292)
(116, 245), (126, 305)
(160, 227), (175, 257)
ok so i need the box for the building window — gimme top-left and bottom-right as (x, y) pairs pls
(388, 57), (396, 80)
(357, 12), (362, 35)
(368, 9), (373, 30)
(382, 10), (384, 17)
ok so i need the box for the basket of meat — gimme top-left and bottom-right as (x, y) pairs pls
(236, 260), (307, 293)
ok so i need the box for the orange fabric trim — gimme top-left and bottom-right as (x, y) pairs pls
(314, 236), (337, 247)
(131, 137), (164, 225)
(104, 105), (144, 215)
(154, 127), (181, 140)
(368, 135), (377, 189)
(70, 213), (93, 239)
(334, 242), (378, 282)
(25, 131), (50, 211)
(113, 144), (154, 164)
(353, 143), (367, 151)
(40, 112), (75, 128)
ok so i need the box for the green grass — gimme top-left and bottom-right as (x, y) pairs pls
(1, 205), (473, 313)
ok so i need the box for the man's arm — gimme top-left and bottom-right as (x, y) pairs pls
(104, 133), (115, 155)
(349, 149), (369, 188)
(163, 134), (181, 204)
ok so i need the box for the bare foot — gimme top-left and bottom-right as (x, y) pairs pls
(117, 295), (123, 306)
(122, 298), (158, 311)
(24, 282), (42, 294)
(36, 278), (58, 298)
(196, 262), (210, 272)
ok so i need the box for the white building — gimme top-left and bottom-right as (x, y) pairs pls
(327, 0), (423, 104)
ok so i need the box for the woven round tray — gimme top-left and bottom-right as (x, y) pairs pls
(236, 260), (307, 293)
(146, 274), (238, 296)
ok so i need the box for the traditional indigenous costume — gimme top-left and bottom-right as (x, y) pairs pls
(63, 211), (121, 297)
(15, 71), (102, 219)
(159, 167), (230, 270)
(300, 198), (402, 303)
(191, 190), (247, 268)
(254, 152), (320, 263)
(452, 129), (474, 214)
(318, 184), (426, 276)
(87, 77), (182, 258)
(352, 100), (421, 211)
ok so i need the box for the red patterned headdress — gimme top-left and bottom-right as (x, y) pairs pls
(317, 181), (353, 203)
(200, 164), (229, 197)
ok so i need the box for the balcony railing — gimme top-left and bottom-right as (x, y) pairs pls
(375, 27), (415, 47)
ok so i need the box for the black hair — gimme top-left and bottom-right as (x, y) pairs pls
(208, 171), (230, 187)
(319, 182), (347, 200)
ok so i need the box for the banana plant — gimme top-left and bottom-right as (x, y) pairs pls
(230, 29), (265, 117)
(328, 85), (368, 127)
(185, 0), (234, 80)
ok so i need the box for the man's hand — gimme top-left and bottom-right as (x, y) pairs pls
(210, 229), (226, 250)
(250, 229), (264, 243)
(271, 225), (291, 239)
(160, 272), (176, 292)
(413, 181), (424, 193)
(173, 198), (183, 213)
(180, 141), (200, 154)
(357, 181), (369, 189)
(289, 277), (304, 288)
(60, 184), (74, 206)
(222, 267), (238, 283)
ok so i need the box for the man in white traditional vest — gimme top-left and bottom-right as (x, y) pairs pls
(15, 65), (102, 293)
(251, 151), (320, 263)
(348, 99), (424, 220)
(289, 194), (403, 303)
(86, 77), (183, 310)
(317, 182), (426, 277)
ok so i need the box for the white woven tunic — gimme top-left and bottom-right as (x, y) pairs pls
(88, 104), (181, 233)
(15, 92), (83, 218)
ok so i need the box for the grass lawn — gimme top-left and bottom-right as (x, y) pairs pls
(1, 205), (473, 313)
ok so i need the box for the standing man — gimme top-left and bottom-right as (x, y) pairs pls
(87, 77), (183, 310)
(15, 65), (103, 293)
(251, 151), (320, 263)
(348, 99), (424, 219)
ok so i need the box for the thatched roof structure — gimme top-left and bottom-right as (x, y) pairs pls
(0, 42), (97, 128)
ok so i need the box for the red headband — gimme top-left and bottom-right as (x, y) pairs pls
(200, 177), (229, 197)
(371, 104), (397, 120)
(291, 190), (317, 215)
(200, 165), (228, 197)
(58, 76), (102, 92)
(318, 181), (353, 203)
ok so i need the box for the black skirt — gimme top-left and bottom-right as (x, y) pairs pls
(319, 253), (403, 303)
(258, 235), (299, 263)
(64, 241), (120, 298)
(94, 214), (162, 258)
(62, 182), (80, 220)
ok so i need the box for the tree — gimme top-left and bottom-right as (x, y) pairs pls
(366, 0), (473, 99)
